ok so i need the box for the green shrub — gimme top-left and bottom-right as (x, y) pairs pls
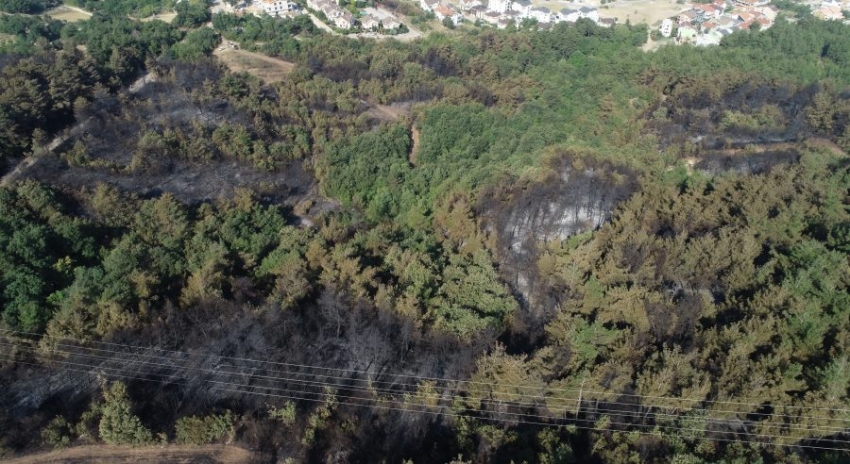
(174, 411), (235, 445)
(41, 416), (72, 449)
(268, 402), (297, 426)
(98, 382), (154, 446)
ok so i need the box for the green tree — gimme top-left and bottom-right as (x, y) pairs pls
(98, 382), (154, 446)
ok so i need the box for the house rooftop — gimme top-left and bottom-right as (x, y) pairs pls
(579, 6), (595, 12)
(531, 6), (550, 12)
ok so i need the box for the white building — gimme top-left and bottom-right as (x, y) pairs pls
(261, 0), (297, 16)
(488, 0), (512, 14)
(435, 3), (463, 24)
(382, 18), (402, 29)
(696, 30), (723, 46)
(578, 5), (598, 22)
(332, 11), (354, 28)
(558, 7), (580, 22)
(361, 14), (380, 29)
(530, 6), (552, 23)
(660, 18), (673, 37)
(459, 0), (483, 11)
(421, 0), (440, 12)
(512, 0), (532, 17)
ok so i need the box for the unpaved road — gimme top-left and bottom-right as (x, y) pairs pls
(410, 126), (420, 165)
(4, 444), (257, 464)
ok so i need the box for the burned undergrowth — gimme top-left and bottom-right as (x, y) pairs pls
(1, 293), (487, 462)
(477, 154), (639, 347)
(649, 74), (850, 173)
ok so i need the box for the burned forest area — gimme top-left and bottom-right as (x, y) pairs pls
(1, 8), (849, 464)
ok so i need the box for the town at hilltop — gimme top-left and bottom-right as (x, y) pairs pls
(217, 0), (849, 48)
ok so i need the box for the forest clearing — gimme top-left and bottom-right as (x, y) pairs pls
(213, 47), (296, 82)
(600, 0), (689, 25)
(45, 5), (91, 22)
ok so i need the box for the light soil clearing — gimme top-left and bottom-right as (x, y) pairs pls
(141, 12), (178, 23)
(364, 100), (411, 121)
(596, 0), (690, 26)
(3, 444), (257, 464)
(410, 126), (421, 165)
(214, 48), (296, 83)
(45, 5), (92, 22)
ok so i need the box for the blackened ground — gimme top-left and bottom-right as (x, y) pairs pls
(0, 292), (493, 463)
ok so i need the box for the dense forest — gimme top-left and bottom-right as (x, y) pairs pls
(0, 4), (848, 463)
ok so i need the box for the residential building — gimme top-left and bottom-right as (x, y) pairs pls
(660, 18), (673, 37)
(469, 4), (488, 19)
(678, 10), (697, 24)
(261, 0), (296, 16)
(421, 0), (439, 12)
(598, 17), (615, 27)
(696, 29), (723, 46)
(700, 4), (722, 19)
(458, 0), (483, 11)
(736, 11), (756, 22)
(435, 3), (463, 23)
(579, 5), (598, 22)
(530, 6), (552, 23)
(488, 0), (512, 14)
(382, 18), (402, 29)
(481, 11), (501, 24)
(559, 8), (580, 22)
(754, 5), (778, 20)
(732, 0), (770, 6)
(677, 24), (697, 43)
(321, 2), (340, 18)
(512, 0), (533, 17)
(361, 14), (380, 29)
(332, 11), (354, 28)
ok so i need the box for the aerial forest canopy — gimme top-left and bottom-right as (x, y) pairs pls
(0, 7), (848, 463)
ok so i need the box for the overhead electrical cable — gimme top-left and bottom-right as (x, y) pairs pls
(1, 353), (848, 452)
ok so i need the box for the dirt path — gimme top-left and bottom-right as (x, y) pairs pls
(710, 137), (847, 157)
(410, 126), (420, 165)
(4, 444), (257, 464)
(307, 12), (337, 34)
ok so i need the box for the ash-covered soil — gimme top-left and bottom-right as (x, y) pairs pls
(5, 60), (339, 217)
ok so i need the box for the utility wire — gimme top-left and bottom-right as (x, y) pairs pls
(5, 339), (850, 436)
(2, 353), (849, 453)
(4, 347), (850, 444)
(4, 328), (849, 416)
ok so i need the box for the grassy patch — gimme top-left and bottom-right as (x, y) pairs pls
(45, 5), (91, 21)
(213, 48), (295, 83)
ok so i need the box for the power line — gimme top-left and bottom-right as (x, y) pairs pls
(2, 353), (849, 453)
(4, 345), (850, 445)
(6, 339), (850, 436)
(5, 328), (849, 416)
